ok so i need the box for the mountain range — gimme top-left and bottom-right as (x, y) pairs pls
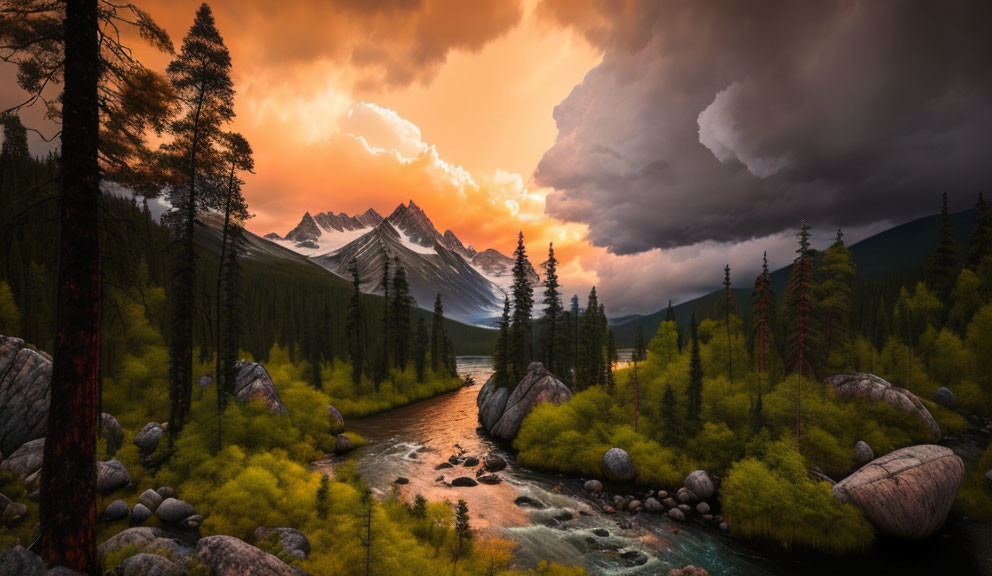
(265, 201), (539, 324)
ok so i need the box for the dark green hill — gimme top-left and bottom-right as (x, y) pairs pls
(612, 209), (976, 347)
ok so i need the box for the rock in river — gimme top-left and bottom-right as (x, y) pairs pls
(477, 363), (572, 440)
(832, 444), (964, 539)
(826, 374), (941, 441)
(583, 479), (603, 493)
(483, 454), (507, 472)
(451, 477), (478, 487)
(0, 335), (51, 458)
(232, 360), (287, 415)
(603, 447), (635, 480)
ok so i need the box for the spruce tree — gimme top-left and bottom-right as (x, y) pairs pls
(316, 475), (330, 520)
(540, 243), (563, 374)
(687, 314), (703, 434)
(509, 232), (534, 381)
(346, 258), (364, 388)
(392, 258), (412, 370)
(723, 264), (735, 388)
(924, 192), (959, 303)
(493, 297), (512, 388)
(414, 317), (428, 383)
(967, 193), (991, 270)
(377, 250), (392, 384)
(662, 383), (681, 445)
(784, 221), (817, 447)
(453, 499), (471, 573)
(1, 113), (29, 159)
(431, 293), (444, 373)
(817, 229), (856, 357)
(165, 3), (235, 441)
(577, 287), (603, 390)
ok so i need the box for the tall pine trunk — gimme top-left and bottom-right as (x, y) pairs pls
(40, 1), (102, 573)
(214, 164), (235, 451)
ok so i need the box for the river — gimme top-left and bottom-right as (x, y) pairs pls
(318, 357), (990, 576)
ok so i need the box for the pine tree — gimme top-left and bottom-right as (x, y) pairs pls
(346, 258), (364, 388)
(784, 221), (817, 447)
(968, 193), (991, 270)
(413, 494), (427, 518)
(664, 300), (680, 351)
(377, 250), (392, 385)
(414, 317), (428, 383)
(540, 243), (563, 374)
(750, 252), (775, 405)
(1, 113), (29, 159)
(431, 293), (444, 373)
(165, 3), (235, 441)
(817, 229), (856, 357)
(316, 475), (330, 520)
(509, 232), (534, 381)
(687, 314), (703, 434)
(577, 287), (603, 391)
(214, 132), (252, 450)
(925, 192), (959, 303)
(453, 499), (471, 575)
(493, 297), (512, 388)
(723, 264), (735, 388)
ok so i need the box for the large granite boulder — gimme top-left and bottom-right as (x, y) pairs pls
(134, 422), (164, 454)
(98, 527), (196, 562)
(0, 437), (45, 478)
(0, 545), (46, 576)
(110, 553), (186, 576)
(0, 335), (51, 457)
(97, 459), (132, 493)
(195, 535), (311, 575)
(478, 363), (572, 440)
(833, 444), (964, 539)
(253, 526), (311, 559)
(684, 470), (715, 500)
(603, 447), (635, 480)
(476, 380), (509, 431)
(827, 374), (941, 441)
(232, 361), (287, 415)
(100, 412), (125, 457)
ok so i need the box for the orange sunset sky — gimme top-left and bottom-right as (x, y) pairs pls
(6, 0), (991, 315)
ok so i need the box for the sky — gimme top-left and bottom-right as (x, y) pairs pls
(4, 0), (992, 315)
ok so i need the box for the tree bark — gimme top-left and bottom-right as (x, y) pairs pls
(40, 1), (102, 573)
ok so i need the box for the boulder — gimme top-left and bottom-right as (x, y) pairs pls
(0, 545), (46, 576)
(668, 565), (710, 576)
(514, 496), (545, 509)
(131, 503), (152, 524)
(156, 498), (196, 525)
(2, 501), (27, 525)
(677, 504), (692, 515)
(627, 499), (642, 511)
(662, 497), (677, 508)
(477, 382), (509, 432)
(479, 363), (573, 440)
(98, 527), (195, 562)
(140, 488), (164, 512)
(833, 444), (964, 539)
(232, 361), (287, 415)
(684, 470), (715, 500)
(827, 374), (941, 440)
(0, 335), (52, 458)
(647, 498), (666, 513)
(253, 526), (311, 559)
(199, 375), (213, 388)
(435, 462), (453, 470)
(394, 477), (409, 485)
(97, 459), (131, 493)
(0, 436), (44, 478)
(667, 508), (686, 522)
(592, 528), (610, 537)
(101, 412), (124, 456)
(326, 405), (344, 431)
(695, 502), (711, 515)
(676, 487), (697, 503)
(195, 535), (311, 576)
(603, 447), (635, 480)
(102, 499), (130, 522)
(48, 568), (84, 576)
(181, 514), (204, 529)
(934, 387), (955, 408)
(451, 477), (478, 487)
(853, 440), (874, 467)
(477, 474), (501, 485)
(462, 456), (480, 467)
(483, 454), (507, 472)
(334, 434), (353, 453)
(156, 486), (175, 499)
(111, 553), (186, 576)
(583, 479), (603, 493)
(134, 422), (164, 454)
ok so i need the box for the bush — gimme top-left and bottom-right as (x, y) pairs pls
(722, 441), (874, 553)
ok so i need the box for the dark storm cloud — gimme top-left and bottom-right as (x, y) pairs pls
(535, 0), (992, 254)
